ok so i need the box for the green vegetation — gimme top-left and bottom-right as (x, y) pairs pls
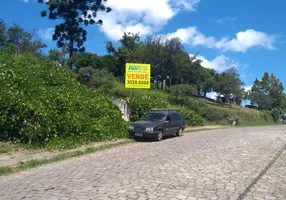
(245, 72), (286, 123)
(0, 142), (20, 154)
(0, 53), (128, 148)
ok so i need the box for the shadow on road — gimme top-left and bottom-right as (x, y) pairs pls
(132, 135), (178, 143)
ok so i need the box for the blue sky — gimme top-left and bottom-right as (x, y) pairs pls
(1, 0), (286, 93)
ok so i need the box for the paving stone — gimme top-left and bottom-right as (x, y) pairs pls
(1, 126), (286, 199)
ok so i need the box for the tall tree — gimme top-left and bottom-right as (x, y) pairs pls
(224, 67), (244, 105)
(249, 72), (284, 110)
(48, 48), (67, 64)
(67, 52), (100, 73)
(98, 55), (117, 73)
(197, 67), (216, 98)
(132, 35), (187, 89)
(138, 35), (168, 89)
(38, 0), (112, 57)
(1, 23), (46, 55)
(214, 68), (244, 106)
(165, 37), (185, 86)
(106, 32), (141, 82)
(0, 19), (6, 48)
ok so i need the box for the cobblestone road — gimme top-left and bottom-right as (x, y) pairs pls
(1, 126), (286, 200)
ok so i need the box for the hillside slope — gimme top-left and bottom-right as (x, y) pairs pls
(0, 53), (128, 148)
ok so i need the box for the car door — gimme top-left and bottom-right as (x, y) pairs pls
(171, 113), (180, 134)
(164, 114), (174, 135)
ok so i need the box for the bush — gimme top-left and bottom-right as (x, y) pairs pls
(167, 84), (196, 104)
(0, 53), (128, 148)
(184, 99), (206, 112)
(128, 92), (170, 121)
(181, 109), (204, 126)
(271, 108), (280, 122)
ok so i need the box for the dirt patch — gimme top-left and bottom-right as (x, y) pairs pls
(0, 139), (130, 167)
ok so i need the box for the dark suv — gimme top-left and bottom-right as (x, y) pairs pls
(128, 109), (185, 141)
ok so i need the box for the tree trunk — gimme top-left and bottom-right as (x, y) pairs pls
(69, 39), (74, 58)
(122, 64), (125, 83)
(156, 76), (159, 89)
(203, 89), (207, 98)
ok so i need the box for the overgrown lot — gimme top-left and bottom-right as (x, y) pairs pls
(0, 53), (128, 149)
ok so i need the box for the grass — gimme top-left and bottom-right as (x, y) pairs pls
(0, 142), (22, 154)
(0, 140), (133, 176)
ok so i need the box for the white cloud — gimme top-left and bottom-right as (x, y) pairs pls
(222, 29), (276, 52)
(38, 28), (54, 41)
(167, 27), (276, 53)
(97, 0), (201, 40)
(211, 17), (236, 24)
(20, 0), (29, 2)
(167, 27), (220, 48)
(173, 0), (201, 11)
(189, 54), (239, 72)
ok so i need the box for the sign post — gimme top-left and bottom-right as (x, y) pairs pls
(125, 63), (151, 89)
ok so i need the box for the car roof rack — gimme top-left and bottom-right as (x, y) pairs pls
(151, 108), (180, 112)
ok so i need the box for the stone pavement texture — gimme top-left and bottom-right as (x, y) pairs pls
(0, 126), (286, 200)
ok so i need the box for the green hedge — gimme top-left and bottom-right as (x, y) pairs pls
(181, 109), (204, 126)
(127, 92), (170, 121)
(0, 53), (128, 148)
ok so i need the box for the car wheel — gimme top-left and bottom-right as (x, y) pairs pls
(176, 128), (183, 137)
(156, 130), (163, 141)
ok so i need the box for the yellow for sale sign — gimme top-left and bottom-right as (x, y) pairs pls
(125, 63), (151, 89)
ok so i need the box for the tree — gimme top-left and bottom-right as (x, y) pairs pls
(98, 55), (117, 73)
(132, 35), (188, 89)
(214, 69), (242, 106)
(137, 35), (168, 89)
(77, 67), (116, 93)
(196, 67), (216, 98)
(0, 19), (6, 48)
(164, 37), (186, 86)
(67, 52), (100, 73)
(249, 72), (284, 110)
(0, 23), (46, 55)
(106, 32), (141, 82)
(167, 84), (196, 104)
(38, 0), (112, 57)
(224, 67), (244, 105)
(48, 48), (67, 64)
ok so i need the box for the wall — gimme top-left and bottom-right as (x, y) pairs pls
(112, 99), (130, 121)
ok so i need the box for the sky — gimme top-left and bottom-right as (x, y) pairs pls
(1, 0), (286, 101)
